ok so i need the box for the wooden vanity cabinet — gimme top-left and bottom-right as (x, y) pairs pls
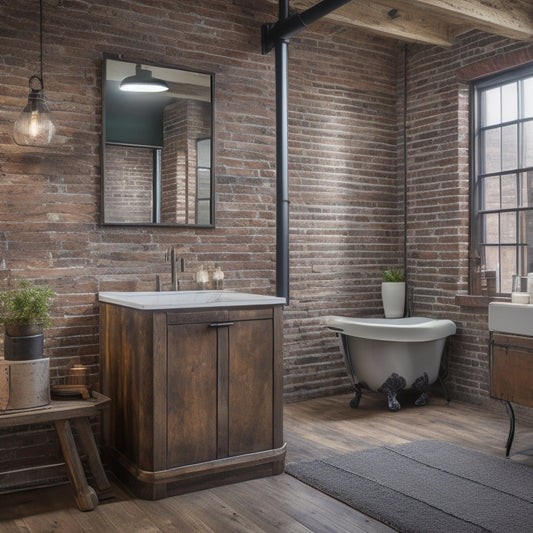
(100, 303), (285, 499)
(490, 332), (533, 455)
(491, 333), (533, 408)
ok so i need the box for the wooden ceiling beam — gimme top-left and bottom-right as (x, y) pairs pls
(396, 0), (533, 41)
(268, 0), (533, 47)
(286, 0), (458, 46)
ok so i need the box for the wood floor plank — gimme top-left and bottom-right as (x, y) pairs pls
(0, 520), (28, 533)
(136, 495), (217, 533)
(91, 498), (163, 532)
(162, 490), (265, 533)
(213, 474), (394, 533)
(0, 393), (531, 532)
(17, 508), (83, 533)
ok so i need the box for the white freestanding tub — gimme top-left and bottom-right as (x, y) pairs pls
(325, 316), (456, 411)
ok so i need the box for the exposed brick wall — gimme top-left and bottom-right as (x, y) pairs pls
(399, 33), (533, 427)
(162, 100), (190, 224)
(1, 0), (532, 492)
(283, 26), (400, 400)
(104, 144), (154, 223)
(161, 99), (211, 224)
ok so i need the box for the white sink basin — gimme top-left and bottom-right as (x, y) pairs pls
(98, 290), (286, 310)
(488, 302), (533, 336)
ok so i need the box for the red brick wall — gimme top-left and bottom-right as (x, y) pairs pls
(104, 144), (154, 223)
(1, 0), (531, 491)
(161, 99), (211, 224)
(400, 33), (533, 426)
(284, 26), (400, 400)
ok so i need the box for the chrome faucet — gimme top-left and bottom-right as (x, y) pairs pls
(166, 247), (184, 291)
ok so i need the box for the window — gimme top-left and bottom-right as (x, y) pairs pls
(471, 65), (533, 294)
(195, 138), (212, 225)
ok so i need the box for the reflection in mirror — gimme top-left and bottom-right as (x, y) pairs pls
(102, 55), (214, 226)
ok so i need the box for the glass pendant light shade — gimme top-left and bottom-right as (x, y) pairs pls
(120, 64), (169, 93)
(13, 75), (56, 146)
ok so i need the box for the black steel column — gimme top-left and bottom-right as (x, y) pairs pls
(263, 0), (353, 302)
(276, 0), (290, 302)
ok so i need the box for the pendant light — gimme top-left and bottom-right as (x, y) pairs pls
(13, 0), (56, 146)
(119, 64), (169, 93)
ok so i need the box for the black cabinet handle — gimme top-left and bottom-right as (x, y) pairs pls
(209, 322), (235, 328)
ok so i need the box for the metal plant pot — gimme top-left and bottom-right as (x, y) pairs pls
(4, 324), (44, 361)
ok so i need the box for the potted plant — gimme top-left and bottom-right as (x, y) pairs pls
(0, 280), (54, 361)
(381, 269), (405, 318)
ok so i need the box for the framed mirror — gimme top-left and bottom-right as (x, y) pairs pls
(102, 55), (214, 226)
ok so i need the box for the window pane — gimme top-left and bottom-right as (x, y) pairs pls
(519, 172), (530, 207)
(518, 211), (528, 244)
(481, 128), (500, 173)
(483, 213), (499, 243)
(500, 212), (516, 243)
(501, 174), (517, 209)
(197, 138), (211, 167)
(522, 120), (533, 167)
(481, 87), (501, 126)
(500, 245), (517, 293)
(501, 124), (517, 170)
(197, 200), (210, 225)
(519, 244), (528, 280)
(526, 209), (533, 273)
(522, 77), (533, 118)
(484, 246), (500, 292)
(501, 82), (517, 122)
(482, 175), (500, 210)
(197, 169), (211, 197)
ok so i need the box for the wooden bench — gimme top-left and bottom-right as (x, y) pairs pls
(0, 392), (112, 511)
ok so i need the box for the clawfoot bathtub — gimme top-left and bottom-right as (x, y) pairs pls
(325, 316), (456, 411)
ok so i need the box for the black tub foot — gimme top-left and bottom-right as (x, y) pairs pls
(378, 373), (406, 412)
(413, 372), (430, 406)
(415, 392), (430, 406)
(438, 375), (450, 403)
(349, 384), (362, 408)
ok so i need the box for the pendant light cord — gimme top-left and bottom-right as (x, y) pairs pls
(39, 0), (44, 88)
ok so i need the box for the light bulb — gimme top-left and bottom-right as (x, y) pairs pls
(13, 77), (56, 146)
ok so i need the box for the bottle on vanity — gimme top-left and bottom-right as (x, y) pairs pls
(213, 266), (224, 290)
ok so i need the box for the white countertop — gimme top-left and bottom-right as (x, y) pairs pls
(98, 290), (286, 310)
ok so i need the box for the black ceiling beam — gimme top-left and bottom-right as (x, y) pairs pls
(262, 0), (352, 54)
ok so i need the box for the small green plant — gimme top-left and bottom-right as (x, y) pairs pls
(382, 269), (405, 283)
(0, 280), (54, 327)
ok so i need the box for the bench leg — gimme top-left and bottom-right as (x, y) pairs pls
(72, 417), (113, 499)
(54, 419), (99, 511)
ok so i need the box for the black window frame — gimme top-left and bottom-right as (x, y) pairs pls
(470, 63), (533, 295)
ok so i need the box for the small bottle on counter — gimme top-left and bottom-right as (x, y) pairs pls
(213, 266), (224, 290)
(196, 265), (209, 289)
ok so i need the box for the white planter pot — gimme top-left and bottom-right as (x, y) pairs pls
(381, 282), (405, 318)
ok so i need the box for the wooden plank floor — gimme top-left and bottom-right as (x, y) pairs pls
(1, 392), (532, 532)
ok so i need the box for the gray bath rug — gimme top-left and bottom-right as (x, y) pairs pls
(285, 439), (533, 533)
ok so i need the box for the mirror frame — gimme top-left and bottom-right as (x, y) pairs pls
(101, 53), (215, 227)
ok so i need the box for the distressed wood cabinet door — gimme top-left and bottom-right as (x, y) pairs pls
(166, 308), (275, 467)
(166, 318), (219, 468)
(491, 333), (533, 407)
